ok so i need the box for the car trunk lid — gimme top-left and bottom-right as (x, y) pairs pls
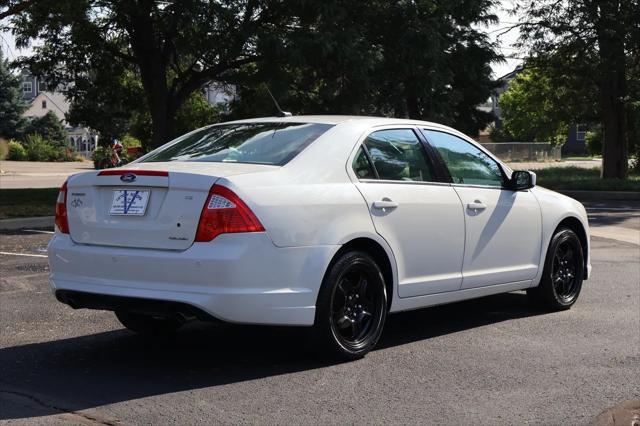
(66, 162), (275, 250)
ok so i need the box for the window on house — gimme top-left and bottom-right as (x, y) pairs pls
(22, 82), (32, 93)
(576, 124), (587, 142)
(42, 100), (47, 109)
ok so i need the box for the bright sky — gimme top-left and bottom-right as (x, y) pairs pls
(1, 1), (522, 79)
(487, 0), (523, 78)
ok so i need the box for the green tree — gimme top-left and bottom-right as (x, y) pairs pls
(174, 91), (220, 136)
(128, 90), (220, 148)
(0, 49), (26, 139)
(516, 0), (640, 178)
(499, 67), (597, 144)
(65, 68), (143, 146)
(0, 0), (39, 20)
(10, 0), (283, 148)
(24, 111), (68, 147)
(230, 0), (502, 136)
(9, 0), (502, 145)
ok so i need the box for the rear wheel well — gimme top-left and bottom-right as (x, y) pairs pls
(556, 217), (589, 278)
(328, 238), (394, 310)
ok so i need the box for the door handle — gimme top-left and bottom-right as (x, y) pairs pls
(373, 199), (399, 210)
(467, 200), (487, 210)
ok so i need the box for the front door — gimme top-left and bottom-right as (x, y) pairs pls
(421, 129), (543, 289)
(352, 128), (465, 297)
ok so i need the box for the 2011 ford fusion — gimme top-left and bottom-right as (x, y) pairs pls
(48, 116), (591, 359)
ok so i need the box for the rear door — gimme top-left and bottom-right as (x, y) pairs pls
(352, 127), (465, 297)
(421, 129), (542, 289)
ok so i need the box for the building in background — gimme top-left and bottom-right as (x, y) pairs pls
(20, 70), (97, 157)
(478, 65), (523, 132)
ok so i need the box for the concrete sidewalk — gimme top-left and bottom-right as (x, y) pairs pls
(0, 160), (94, 189)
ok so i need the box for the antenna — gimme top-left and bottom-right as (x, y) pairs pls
(265, 86), (292, 117)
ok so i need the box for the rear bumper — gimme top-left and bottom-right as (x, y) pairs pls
(55, 290), (218, 321)
(47, 233), (339, 326)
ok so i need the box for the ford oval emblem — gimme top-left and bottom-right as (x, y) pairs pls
(120, 173), (137, 183)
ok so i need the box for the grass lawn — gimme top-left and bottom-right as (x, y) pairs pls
(561, 155), (601, 161)
(534, 166), (640, 191)
(0, 188), (58, 219)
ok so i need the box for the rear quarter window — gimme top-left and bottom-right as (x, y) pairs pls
(142, 122), (333, 165)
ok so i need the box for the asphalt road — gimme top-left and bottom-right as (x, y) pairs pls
(0, 207), (639, 425)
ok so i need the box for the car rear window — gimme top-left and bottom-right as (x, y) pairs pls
(142, 122), (333, 165)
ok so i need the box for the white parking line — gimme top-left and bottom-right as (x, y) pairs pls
(585, 207), (639, 211)
(22, 229), (55, 234)
(0, 251), (48, 258)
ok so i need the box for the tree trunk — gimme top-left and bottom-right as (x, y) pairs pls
(595, 1), (628, 179)
(406, 94), (419, 119)
(149, 101), (176, 149)
(125, 0), (178, 149)
(600, 84), (628, 179)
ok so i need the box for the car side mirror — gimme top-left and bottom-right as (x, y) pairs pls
(510, 170), (536, 190)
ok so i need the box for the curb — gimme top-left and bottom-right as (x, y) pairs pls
(0, 216), (54, 231)
(557, 190), (640, 201)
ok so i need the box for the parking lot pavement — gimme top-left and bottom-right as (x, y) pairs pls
(1, 218), (639, 424)
(584, 201), (640, 246)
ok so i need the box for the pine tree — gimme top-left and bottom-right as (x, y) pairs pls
(0, 50), (26, 139)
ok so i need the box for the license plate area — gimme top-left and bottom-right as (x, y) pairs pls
(109, 189), (150, 216)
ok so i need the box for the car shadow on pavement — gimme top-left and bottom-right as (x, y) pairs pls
(0, 292), (546, 421)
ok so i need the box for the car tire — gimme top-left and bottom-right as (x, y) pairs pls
(115, 311), (184, 335)
(313, 250), (388, 360)
(527, 228), (584, 311)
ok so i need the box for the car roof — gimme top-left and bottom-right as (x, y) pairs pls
(221, 115), (447, 127)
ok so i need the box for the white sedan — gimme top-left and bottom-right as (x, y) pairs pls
(48, 116), (591, 359)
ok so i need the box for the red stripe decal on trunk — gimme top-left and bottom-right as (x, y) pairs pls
(97, 170), (169, 177)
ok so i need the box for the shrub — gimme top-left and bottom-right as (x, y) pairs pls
(121, 134), (144, 160)
(23, 133), (59, 161)
(92, 146), (113, 169)
(585, 130), (603, 156)
(58, 147), (79, 162)
(121, 134), (142, 149)
(488, 124), (515, 142)
(0, 138), (8, 160)
(7, 140), (27, 160)
(24, 111), (69, 148)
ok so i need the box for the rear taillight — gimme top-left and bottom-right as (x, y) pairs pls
(195, 185), (264, 242)
(55, 181), (69, 234)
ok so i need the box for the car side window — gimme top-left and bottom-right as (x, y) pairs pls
(352, 147), (377, 179)
(423, 130), (504, 187)
(363, 129), (435, 182)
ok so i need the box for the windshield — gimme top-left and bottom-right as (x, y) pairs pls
(141, 122), (333, 165)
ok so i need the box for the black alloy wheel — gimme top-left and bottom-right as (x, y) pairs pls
(315, 251), (388, 360)
(528, 228), (584, 310)
(552, 240), (580, 303)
